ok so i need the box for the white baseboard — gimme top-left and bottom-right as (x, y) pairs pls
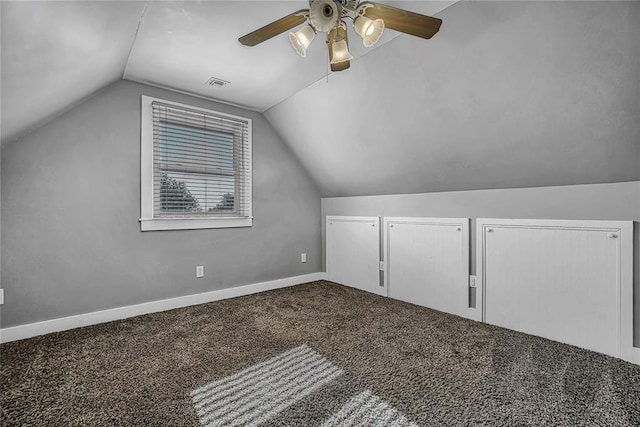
(0, 272), (325, 344)
(632, 347), (640, 365)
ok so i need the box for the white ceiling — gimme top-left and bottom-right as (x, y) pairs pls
(1, 0), (455, 144)
(124, 0), (455, 111)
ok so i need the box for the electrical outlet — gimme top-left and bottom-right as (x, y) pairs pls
(300, 253), (307, 263)
(196, 266), (204, 278)
(469, 275), (478, 288)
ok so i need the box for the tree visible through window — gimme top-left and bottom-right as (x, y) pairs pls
(214, 193), (235, 211)
(155, 119), (238, 216)
(159, 173), (200, 212)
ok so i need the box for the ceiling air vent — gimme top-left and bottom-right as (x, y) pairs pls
(205, 77), (230, 88)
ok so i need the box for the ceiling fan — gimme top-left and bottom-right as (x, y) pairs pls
(238, 0), (442, 72)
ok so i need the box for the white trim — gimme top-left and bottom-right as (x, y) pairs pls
(618, 220), (635, 363)
(140, 217), (252, 231)
(140, 95), (253, 231)
(476, 218), (636, 365)
(0, 273), (324, 344)
(140, 95), (154, 222)
(326, 215), (380, 224)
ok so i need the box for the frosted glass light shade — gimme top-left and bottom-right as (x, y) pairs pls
(309, 0), (339, 32)
(330, 39), (353, 64)
(289, 25), (316, 57)
(353, 16), (384, 47)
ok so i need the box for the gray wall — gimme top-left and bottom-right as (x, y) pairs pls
(266, 1), (640, 197)
(1, 80), (322, 328)
(322, 181), (640, 345)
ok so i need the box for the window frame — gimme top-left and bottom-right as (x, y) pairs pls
(140, 95), (253, 231)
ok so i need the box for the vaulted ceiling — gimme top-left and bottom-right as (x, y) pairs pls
(1, 1), (145, 144)
(1, 0), (454, 143)
(2, 1), (639, 197)
(266, 1), (640, 196)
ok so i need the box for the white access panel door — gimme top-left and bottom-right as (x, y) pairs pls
(478, 219), (633, 360)
(326, 216), (384, 296)
(384, 218), (476, 320)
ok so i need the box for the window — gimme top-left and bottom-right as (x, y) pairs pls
(140, 96), (252, 231)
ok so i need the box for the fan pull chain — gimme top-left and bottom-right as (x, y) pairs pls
(326, 41), (330, 83)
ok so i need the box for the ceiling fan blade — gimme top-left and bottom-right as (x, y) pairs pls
(362, 2), (442, 39)
(328, 28), (351, 72)
(239, 10), (308, 46)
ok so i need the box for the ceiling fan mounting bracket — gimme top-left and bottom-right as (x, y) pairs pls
(355, 3), (374, 17)
(332, 21), (348, 42)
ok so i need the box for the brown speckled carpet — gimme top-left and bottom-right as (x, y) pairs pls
(1, 281), (639, 426)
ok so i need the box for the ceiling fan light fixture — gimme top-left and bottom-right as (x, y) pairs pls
(330, 38), (353, 64)
(353, 16), (384, 47)
(239, 1), (443, 72)
(288, 25), (316, 57)
(309, 0), (340, 32)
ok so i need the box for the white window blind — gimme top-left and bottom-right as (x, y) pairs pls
(140, 96), (252, 231)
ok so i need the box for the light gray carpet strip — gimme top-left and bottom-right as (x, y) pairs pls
(192, 346), (320, 409)
(321, 389), (419, 427)
(191, 345), (343, 427)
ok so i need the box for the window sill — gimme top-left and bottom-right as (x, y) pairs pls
(140, 217), (253, 231)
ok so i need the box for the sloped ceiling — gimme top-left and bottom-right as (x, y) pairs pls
(265, 1), (640, 197)
(0, 1), (146, 143)
(3, 1), (638, 197)
(1, 0), (455, 144)
(123, 1), (454, 111)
